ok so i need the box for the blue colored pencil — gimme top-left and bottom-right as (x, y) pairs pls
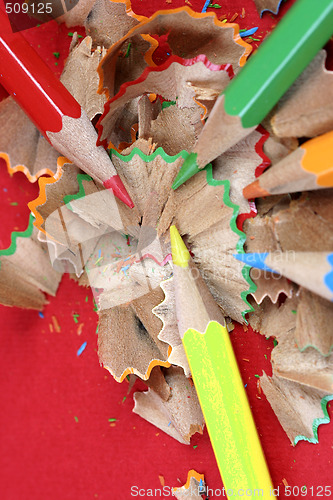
(234, 252), (333, 301)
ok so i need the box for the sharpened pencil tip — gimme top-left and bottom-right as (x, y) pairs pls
(172, 153), (201, 190)
(233, 252), (275, 273)
(243, 180), (270, 199)
(170, 226), (190, 268)
(103, 175), (134, 208)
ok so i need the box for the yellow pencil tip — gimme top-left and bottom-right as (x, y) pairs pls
(170, 225), (190, 267)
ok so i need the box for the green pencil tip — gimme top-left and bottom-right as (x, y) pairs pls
(170, 226), (190, 268)
(172, 153), (200, 190)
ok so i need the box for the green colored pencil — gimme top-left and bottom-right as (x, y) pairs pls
(172, 0), (333, 189)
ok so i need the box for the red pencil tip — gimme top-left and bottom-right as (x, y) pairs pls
(103, 175), (134, 208)
(243, 180), (270, 199)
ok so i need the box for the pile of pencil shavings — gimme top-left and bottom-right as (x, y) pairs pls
(0, 0), (332, 452)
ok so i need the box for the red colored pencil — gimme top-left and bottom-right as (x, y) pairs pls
(0, 10), (133, 208)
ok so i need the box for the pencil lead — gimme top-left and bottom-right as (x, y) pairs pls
(172, 153), (201, 190)
(103, 175), (134, 208)
(243, 179), (270, 199)
(233, 252), (275, 272)
(170, 226), (190, 267)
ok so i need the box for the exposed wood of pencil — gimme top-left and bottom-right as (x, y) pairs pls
(265, 252), (333, 301)
(244, 148), (315, 197)
(47, 112), (133, 207)
(244, 131), (333, 198)
(173, 259), (226, 336)
(192, 94), (255, 169)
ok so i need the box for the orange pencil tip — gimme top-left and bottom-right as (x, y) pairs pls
(103, 175), (134, 208)
(243, 179), (270, 199)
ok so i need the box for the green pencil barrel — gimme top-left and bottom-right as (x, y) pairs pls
(183, 321), (274, 499)
(224, 0), (333, 127)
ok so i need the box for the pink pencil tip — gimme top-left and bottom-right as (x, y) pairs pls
(103, 175), (134, 208)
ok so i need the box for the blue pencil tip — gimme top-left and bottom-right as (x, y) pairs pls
(233, 252), (275, 273)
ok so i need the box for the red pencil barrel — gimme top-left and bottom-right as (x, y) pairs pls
(0, 9), (81, 136)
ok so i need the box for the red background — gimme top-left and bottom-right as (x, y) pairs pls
(0, 0), (332, 499)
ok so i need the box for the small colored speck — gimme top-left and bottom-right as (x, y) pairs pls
(39, 312), (44, 318)
(53, 52), (60, 59)
(77, 323), (84, 336)
(108, 418), (117, 422)
(199, 479), (205, 493)
(77, 342), (87, 356)
(122, 396), (126, 403)
(291, 309), (297, 314)
(68, 32), (74, 36)
(244, 384), (248, 388)
(168, 421), (172, 426)
(193, 445), (198, 449)
(239, 27), (258, 38)
(54, 62), (58, 66)
(52, 315), (61, 332)
(85, 296), (89, 302)
(10, 202), (18, 206)
(254, 374), (260, 378)
(73, 313), (80, 324)
(124, 42), (132, 57)
(264, 354), (267, 359)
(202, 0), (210, 12)
(95, 324), (99, 334)
(208, 3), (221, 8)
(74, 416), (79, 423)
(273, 339), (278, 347)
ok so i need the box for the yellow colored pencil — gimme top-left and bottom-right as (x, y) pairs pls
(170, 226), (274, 499)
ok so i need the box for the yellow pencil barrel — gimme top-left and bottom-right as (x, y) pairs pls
(183, 321), (274, 499)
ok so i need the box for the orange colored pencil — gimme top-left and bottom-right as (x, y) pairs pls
(244, 130), (333, 198)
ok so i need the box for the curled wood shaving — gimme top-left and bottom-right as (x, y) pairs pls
(143, 366), (171, 401)
(261, 373), (329, 444)
(133, 366), (204, 444)
(0, 97), (59, 182)
(61, 36), (107, 121)
(99, 7), (251, 98)
(0, 226), (62, 309)
(253, 0), (282, 16)
(250, 269), (295, 305)
(295, 288), (333, 356)
(57, 0), (97, 27)
(249, 297), (333, 393)
(153, 277), (190, 376)
(245, 191), (333, 253)
(173, 470), (206, 499)
(213, 129), (267, 215)
(149, 105), (203, 157)
(249, 296), (333, 441)
(98, 286), (170, 382)
(98, 56), (231, 146)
